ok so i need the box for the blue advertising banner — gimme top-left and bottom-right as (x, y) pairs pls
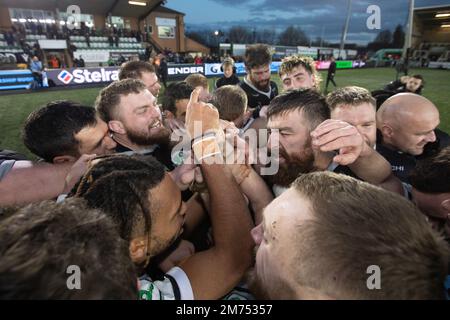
(46, 67), (120, 86)
(204, 62), (282, 77)
(0, 69), (33, 90)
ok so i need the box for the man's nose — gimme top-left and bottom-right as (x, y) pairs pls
(251, 223), (263, 246)
(151, 105), (162, 119)
(425, 130), (436, 143)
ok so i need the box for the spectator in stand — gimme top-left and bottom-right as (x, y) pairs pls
(215, 57), (240, 89)
(194, 55), (203, 65)
(48, 55), (60, 69)
(78, 55), (85, 67)
(159, 56), (168, 89)
(30, 56), (44, 88)
(117, 54), (126, 66)
(108, 33), (114, 47)
(144, 44), (153, 61)
(5, 31), (14, 47)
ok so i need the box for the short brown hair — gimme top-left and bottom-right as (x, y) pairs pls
(290, 171), (449, 299)
(119, 61), (156, 80)
(95, 78), (146, 122)
(267, 89), (329, 131)
(211, 85), (248, 121)
(0, 198), (138, 299)
(279, 55), (321, 91)
(326, 86), (376, 111)
(185, 73), (208, 89)
(161, 82), (193, 114)
(221, 57), (235, 69)
(409, 146), (450, 193)
(244, 43), (272, 70)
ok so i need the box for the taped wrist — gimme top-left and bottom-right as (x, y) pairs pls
(191, 132), (221, 162)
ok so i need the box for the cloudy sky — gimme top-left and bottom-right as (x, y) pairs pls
(167, 0), (449, 44)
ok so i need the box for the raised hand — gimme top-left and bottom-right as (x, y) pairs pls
(185, 87), (220, 140)
(311, 119), (365, 166)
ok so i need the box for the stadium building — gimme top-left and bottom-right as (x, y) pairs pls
(411, 4), (450, 68)
(0, 0), (210, 69)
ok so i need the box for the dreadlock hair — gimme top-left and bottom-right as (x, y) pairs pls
(75, 154), (165, 242)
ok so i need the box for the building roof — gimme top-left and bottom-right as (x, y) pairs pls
(415, 5), (450, 27)
(1, 0), (165, 19)
(154, 6), (185, 16)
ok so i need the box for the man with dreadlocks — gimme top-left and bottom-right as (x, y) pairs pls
(75, 89), (254, 300)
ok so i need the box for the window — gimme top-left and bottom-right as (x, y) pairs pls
(59, 12), (94, 27)
(158, 26), (175, 39)
(9, 8), (55, 24)
(155, 17), (176, 39)
(110, 16), (124, 29)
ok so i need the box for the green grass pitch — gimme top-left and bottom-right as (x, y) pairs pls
(0, 67), (448, 159)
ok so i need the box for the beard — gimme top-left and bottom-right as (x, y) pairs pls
(149, 232), (180, 259)
(246, 268), (271, 300)
(266, 144), (316, 187)
(246, 247), (297, 299)
(250, 76), (270, 92)
(127, 126), (171, 147)
(246, 246), (271, 299)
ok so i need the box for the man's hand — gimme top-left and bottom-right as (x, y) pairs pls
(229, 164), (251, 185)
(220, 120), (254, 165)
(400, 75), (410, 84)
(169, 163), (204, 191)
(185, 87), (220, 139)
(63, 154), (97, 194)
(259, 105), (269, 118)
(186, 88), (222, 162)
(311, 119), (364, 166)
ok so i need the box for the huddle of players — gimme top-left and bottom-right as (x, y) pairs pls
(0, 43), (449, 300)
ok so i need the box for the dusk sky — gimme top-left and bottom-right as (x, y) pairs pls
(167, 0), (450, 44)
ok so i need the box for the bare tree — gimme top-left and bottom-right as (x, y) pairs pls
(278, 26), (310, 46)
(256, 28), (277, 45)
(228, 26), (252, 44)
(391, 25), (405, 48)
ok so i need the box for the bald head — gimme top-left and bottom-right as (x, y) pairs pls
(377, 93), (440, 155)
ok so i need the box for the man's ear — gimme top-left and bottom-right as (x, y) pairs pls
(109, 120), (126, 135)
(164, 110), (175, 119)
(53, 155), (77, 164)
(129, 236), (147, 264)
(441, 199), (450, 212)
(380, 124), (394, 139)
